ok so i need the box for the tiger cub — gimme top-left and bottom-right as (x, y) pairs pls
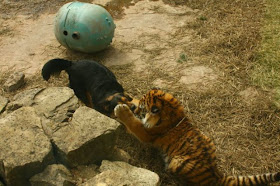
(114, 89), (280, 186)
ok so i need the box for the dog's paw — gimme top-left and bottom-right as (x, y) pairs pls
(114, 104), (133, 122)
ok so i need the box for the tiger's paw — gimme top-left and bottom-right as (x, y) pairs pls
(114, 104), (134, 123)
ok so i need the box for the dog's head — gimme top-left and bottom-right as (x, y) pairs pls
(100, 93), (139, 118)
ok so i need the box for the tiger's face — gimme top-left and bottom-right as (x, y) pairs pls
(134, 89), (185, 132)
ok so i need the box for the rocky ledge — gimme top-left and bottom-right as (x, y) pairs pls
(0, 87), (160, 186)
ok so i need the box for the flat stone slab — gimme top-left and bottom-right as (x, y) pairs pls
(30, 164), (75, 186)
(32, 87), (79, 123)
(82, 160), (160, 186)
(52, 106), (120, 167)
(7, 87), (79, 136)
(4, 72), (25, 92)
(7, 88), (43, 110)
(71, 164), (99, 184)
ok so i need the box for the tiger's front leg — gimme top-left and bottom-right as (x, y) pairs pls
(114, 104), (154, 143)
(114, 104), (137, 124)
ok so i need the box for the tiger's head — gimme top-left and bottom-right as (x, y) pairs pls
(135, 89), (185, 134)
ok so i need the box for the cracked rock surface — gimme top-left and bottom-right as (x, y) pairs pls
(0, 87), (159, 185)
(0, 107), (54, 186)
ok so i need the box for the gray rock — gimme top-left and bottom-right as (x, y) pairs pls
(110, 147), (132, 163)
(72, 164), (99, 184)
(0, 96), (8, 113)
(32, 87), (79, 136)
(32, 87), (79, 122)
(82, 160), (160, 186)
(0, 107), (54, 185)
(30, 164), (75, 186)
(7, 87), (79, 135)
(4, 72), (25, 92)
(52, 106), (120, 167)
(7, 88), (43, 111)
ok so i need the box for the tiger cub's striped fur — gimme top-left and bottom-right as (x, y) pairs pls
(114, 89), (280, 186)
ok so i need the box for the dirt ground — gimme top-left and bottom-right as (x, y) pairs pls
(0, 0), (280, 185)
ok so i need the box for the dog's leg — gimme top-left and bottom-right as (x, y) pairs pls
(85, 91), (94, 108)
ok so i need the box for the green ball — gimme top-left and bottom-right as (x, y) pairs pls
(54, 2), (116, 53)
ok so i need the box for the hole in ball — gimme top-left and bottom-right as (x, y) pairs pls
(63, 31), (68, 36)
(72, 32), (80, 40)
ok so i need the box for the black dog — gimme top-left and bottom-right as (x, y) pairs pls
(42, 58), (138, 118)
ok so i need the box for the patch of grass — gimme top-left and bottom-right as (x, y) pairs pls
(198, 16), (207, 21)
(251, 0), (280, 106)
(177, 53), (188, 63)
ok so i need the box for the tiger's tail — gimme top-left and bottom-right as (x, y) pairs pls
(219, 172), (280, 186)
(41, 58), (72, 81)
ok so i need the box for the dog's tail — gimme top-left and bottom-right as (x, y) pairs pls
(42, 58), (72, 81)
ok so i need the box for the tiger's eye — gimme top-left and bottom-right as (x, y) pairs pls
(151, 106), (159, 114)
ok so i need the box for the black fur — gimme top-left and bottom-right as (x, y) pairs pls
(42, 58), (135, 117)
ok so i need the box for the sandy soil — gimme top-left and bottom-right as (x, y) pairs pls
(1, 0), (279, 185)
(0, 0), (216, 88)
